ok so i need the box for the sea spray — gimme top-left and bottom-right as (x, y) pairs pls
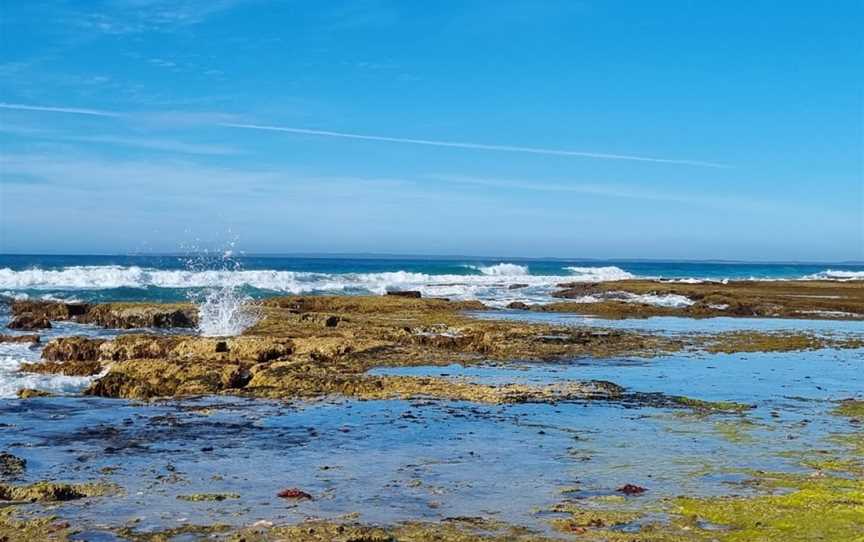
(183, 244), (260, 337)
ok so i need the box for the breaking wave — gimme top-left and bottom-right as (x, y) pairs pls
(465, 263), (530, 276)
(805, 269), (864, 281)
(0, 264), (642, 308)
(0, 343), (98, 399)
(564, 266), (635, 281)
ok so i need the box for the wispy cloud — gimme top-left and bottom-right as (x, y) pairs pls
(75, 0), (253, 35)
(0, 103), (730, 168)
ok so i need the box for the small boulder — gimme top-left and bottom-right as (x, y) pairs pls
(17, 389), (53, 399)
(617, 484), (647, 495)
(0, 453), (26, 476)
(506, 302), (530, 310)
(7, 314), (52, 330)
(277, 488), (312, 500)
(0, 334), (40, 344)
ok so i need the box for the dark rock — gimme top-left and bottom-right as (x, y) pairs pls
(7, 314), (52, 330)
(552, 283), (602, 299)
(507, 283), (529, 290)
(0, 334), (40, 344)
(277, 487), (313, 500)
(11, 300), (91, 321)
(0, 453), (26, 476)
(506, 302), (530, 310)
(617, 484), (647, 495)
(386, 290), (422, 298)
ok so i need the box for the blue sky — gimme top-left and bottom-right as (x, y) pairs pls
(0, 0), (861, 261)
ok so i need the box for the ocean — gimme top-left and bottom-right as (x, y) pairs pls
(0, 254), (862, 307)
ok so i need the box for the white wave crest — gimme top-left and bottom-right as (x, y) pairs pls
(564, 266), (634, 282)
(804, 269), (864, 281)
(466, 263), (530, 276)
(0, 264), (641, 309)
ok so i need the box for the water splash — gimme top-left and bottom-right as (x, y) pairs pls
(183, 241), (260, 337)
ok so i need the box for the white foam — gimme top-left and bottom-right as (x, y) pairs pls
(804, 269), (864, 281)
(563, 266), (634, 281)
(0, 344), (97, 399)
(562, 292), (695, 308)
(625, 293), (695, 308)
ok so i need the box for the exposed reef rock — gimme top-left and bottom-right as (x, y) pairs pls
(10, 300), (90, 321)
(549, 279), (864, 320)
(10, 300), (198, 329)
(0, 481), (113, 503)
(20, 294), (862, 404)
(0, 334), (39, 344)
(6, 314), (51, 330)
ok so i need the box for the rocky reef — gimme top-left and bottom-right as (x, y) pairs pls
(17, 294), (863, 404)
(541, 279), (864, 320)
(8, 299), (197, 329)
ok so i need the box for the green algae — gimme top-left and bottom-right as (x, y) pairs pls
(834, 399), (864, 418)
(673, 473), (864, 541)
(114, 522), (231, 542)
(673, 396), (753, 414)
(0, 509), (74, 542)
(0, 481), (115, 503)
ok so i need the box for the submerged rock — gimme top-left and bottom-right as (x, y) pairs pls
(16, 389), (54, 399)
(0, 453), (26, 477)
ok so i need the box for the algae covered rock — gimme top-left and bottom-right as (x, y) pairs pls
(7, 314), (51, 330)
(10, 300), (90, 321)
(79, 303), (198, 329)
(0, 481), (112, 502)
(16, 388), (54, 399)
(0, 453), (26, 477)
(42, 336), (107, 361)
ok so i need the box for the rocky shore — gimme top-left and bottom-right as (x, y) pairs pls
(1, 287), (862, 541)
(519, 278), (864, 320)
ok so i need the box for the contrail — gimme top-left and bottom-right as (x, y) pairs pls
(0, 103), (123, 118)
(219, 123), (729, 168)
(0, 103), (730, 168)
